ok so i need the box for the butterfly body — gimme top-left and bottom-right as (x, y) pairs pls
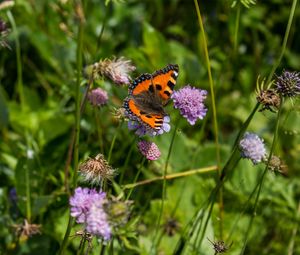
(124, 64), (179, 131)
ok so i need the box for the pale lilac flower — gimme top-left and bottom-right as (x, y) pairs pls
(127, 116), (170, 137)
(138, 140), (161, 160)
(69, 187), (104, 223)
(86, 199), (111, 241)
(275, 70), (300, 97)
(87, 88), (108, 106)
(239, 132), (266, 164)
(96, 57), (136, 85)
(171, 85), (207, 125)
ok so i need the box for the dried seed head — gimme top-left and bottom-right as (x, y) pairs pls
(256, 89), (281, 112)
(112, 107), (127, 121)
(13, 219), (41, 238)
(266, 155), (288, 174)
(163, 218), (180, 237)
(96, 57), (136, 85)
(79, 154), (115, 185)
(208, 238), (232, 254)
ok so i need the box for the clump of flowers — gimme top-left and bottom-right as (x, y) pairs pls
(93, 57), (136, 85)
(171, 85), (207, 125)
(239, 132), (266, 164)
(69, 187), (111, 241)
(79, 154), (115, 185)
(138, 140), (161, 160)
(275, 70), (300, 97)
(87, 88), (108, 106)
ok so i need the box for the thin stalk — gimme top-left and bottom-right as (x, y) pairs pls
(59, 2), (84, 253)
(123, 165), (217, 190)
(233, 2), (241, 58)
(7, 11), (24, 110)
(73, 1), (84, 188)
(151, 121), (179, 253)
(126, 158), (146, 200)
(94, 108), (104, 154)
(194, 0), (223, 238)
(287, 201), (300, 255)
(7, 10), (32, 221)
(119, 136), (137, 184)
(266, 0), (298, 84)
(240, 97), (283, 255)
(107, 121), (123, 164)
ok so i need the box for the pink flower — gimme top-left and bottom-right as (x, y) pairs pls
(138, 140), (161, 160)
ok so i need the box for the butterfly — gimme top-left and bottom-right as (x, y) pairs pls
(123, 64), (179, 132)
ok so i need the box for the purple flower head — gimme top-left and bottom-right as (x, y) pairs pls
(87, 88), (108, 107)
(127, 116), (170, 137)
(138, 140), (161, 160)
(69, 187), (105, 223)
(239, 132), (266, 164)
(86, 199), (111, 241)
(171, 85), (208, 125)
(275, 70), (300, 97)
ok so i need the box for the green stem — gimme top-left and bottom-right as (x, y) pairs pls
(107, 121), (123, 164)
(151, 120), (179, 253)
(59, 2), (84, 253)
(266, 0), (298, 84)
(240, 97), (283, 255)
(7, 10), (24, 110)
(119, 136), (137, 184)
(126, 158), (145, 200)
(94, 108), (104, 154)
(233, 2), (241, 58)
(73, 1), (84, 188)
(7, 10), (32, 222)
(194, 0), (222, 238)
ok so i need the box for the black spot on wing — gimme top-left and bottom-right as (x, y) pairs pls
(164, 91), (171, 97)
(167, 81), (175, 90)
(155, 84), (162, 90)
(149, 84), (154, 93)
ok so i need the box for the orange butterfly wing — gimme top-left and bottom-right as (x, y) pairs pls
(124, 64), (179, 130)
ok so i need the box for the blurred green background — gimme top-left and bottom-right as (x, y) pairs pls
(0, 0), (300, 254)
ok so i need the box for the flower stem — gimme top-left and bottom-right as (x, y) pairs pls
(59, 1), (84, 253)
(150, 120), (179, 253)
(266, 0), (298, 84)
(240, 97), (283, 255)
(194, 0), (223, 238)
(123, 165), (217, 190)
(107, 120), (123, 164)
(7, 10), (32, 222)
(126, 158), (146, 200)
(233, 2), (241, 58)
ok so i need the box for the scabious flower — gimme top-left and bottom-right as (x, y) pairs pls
(69, 187), (112, 240)
(86, 200), (111, 241)
(256, 88), (280, 112)
(138, 140), (161, 160)
(171, 85), (207, 125)
(275, 70), (300, 97)
(93, 57), (136, 85)
(127, 116), (170, 137)
(87, 88), (108, 106)
(79, 154), (115, 185)
(239, 132), (266, 164)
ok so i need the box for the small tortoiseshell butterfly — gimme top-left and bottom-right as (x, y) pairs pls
(123, 64), (179, 132)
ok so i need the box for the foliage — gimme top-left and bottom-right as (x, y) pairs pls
(0, 0), (300, 254)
